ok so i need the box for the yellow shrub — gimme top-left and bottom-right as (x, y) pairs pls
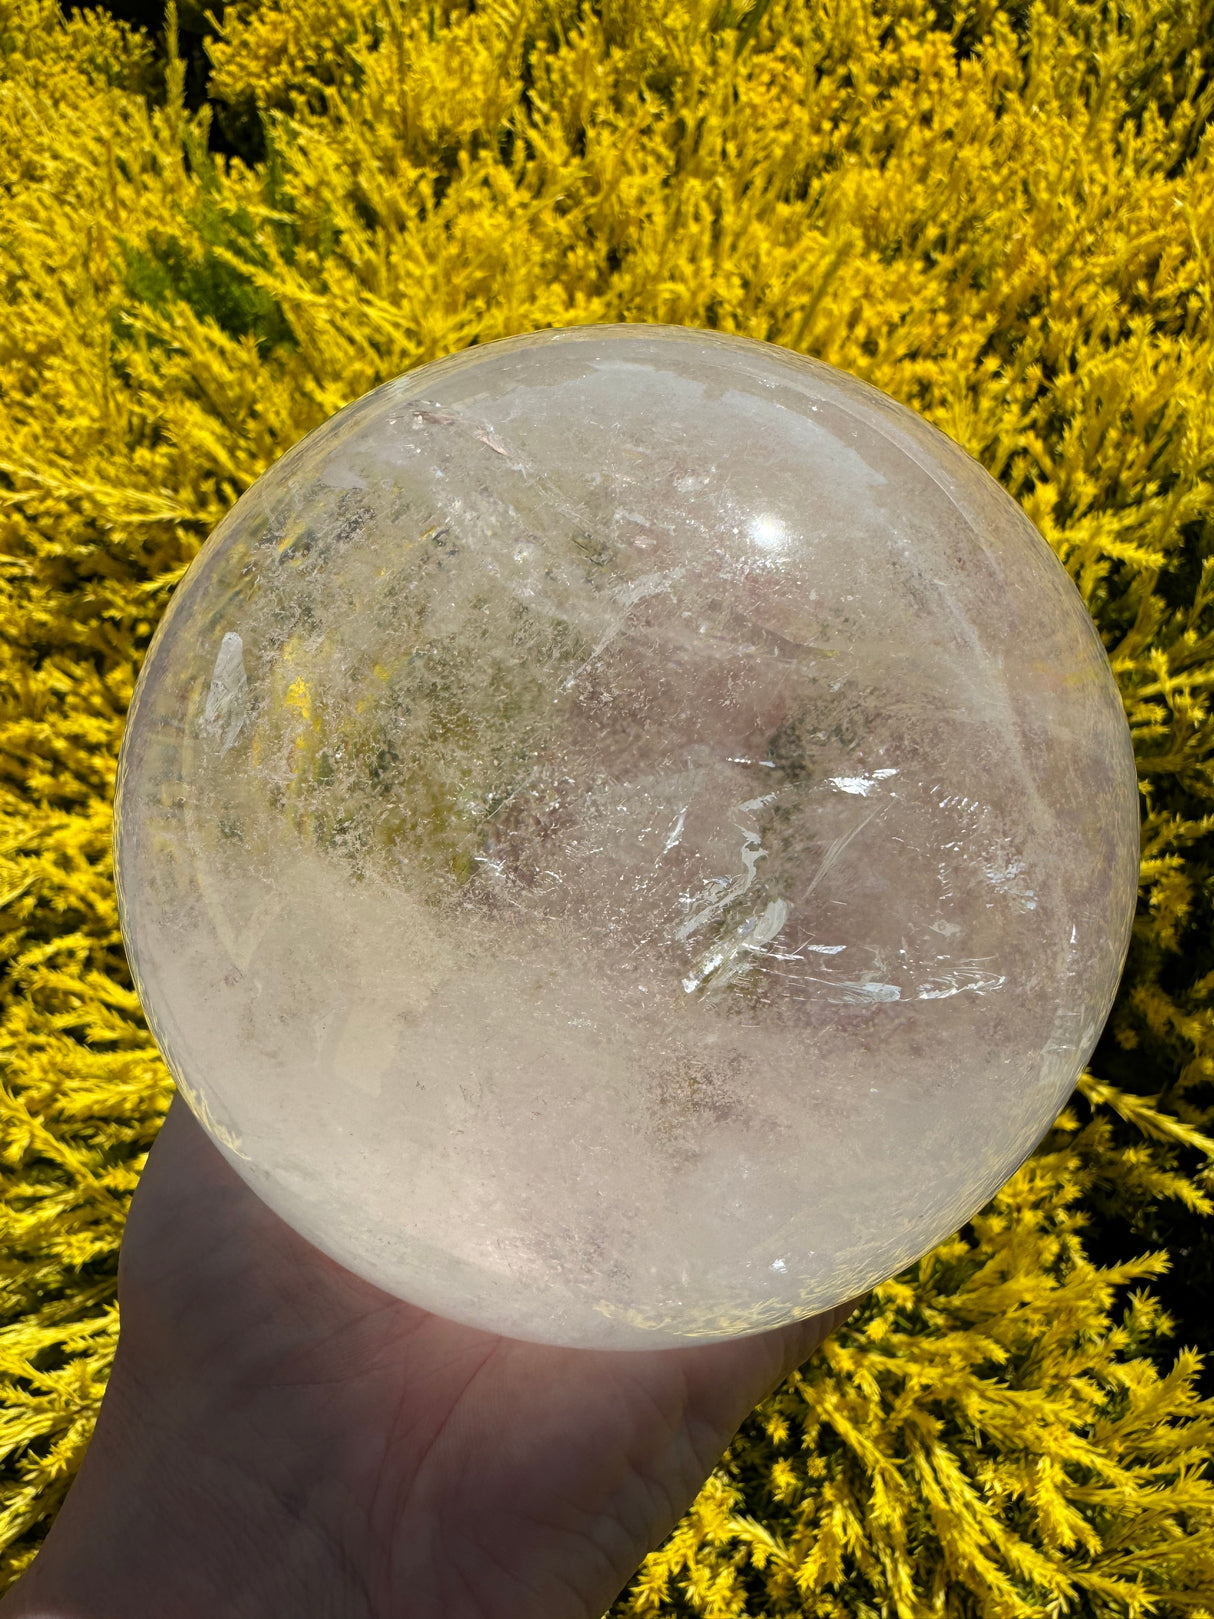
(1, 0), (1212, 1609)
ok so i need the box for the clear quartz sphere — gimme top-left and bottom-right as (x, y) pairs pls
(114, 324), (1139, 1349)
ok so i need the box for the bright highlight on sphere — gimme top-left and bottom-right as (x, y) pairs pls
(114, 325), (1139, 1350)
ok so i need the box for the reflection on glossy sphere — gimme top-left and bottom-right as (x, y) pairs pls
(114, 325), (1139, 1349)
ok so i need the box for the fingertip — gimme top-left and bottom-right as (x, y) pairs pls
(827, 1293), (869, 1333)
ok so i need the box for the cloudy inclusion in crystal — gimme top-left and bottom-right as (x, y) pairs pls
(113, 325), (1140, 1349)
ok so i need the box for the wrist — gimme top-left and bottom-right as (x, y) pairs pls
(0, 1343), (367, 1619)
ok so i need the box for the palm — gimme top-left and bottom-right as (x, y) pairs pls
(73, 1098), (849, 1618)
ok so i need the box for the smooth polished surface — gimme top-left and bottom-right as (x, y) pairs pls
(114, 325), (1139, 1348)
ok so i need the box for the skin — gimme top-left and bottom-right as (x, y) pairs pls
(2, 1096), (859, 1619)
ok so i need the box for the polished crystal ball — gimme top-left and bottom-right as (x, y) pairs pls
(114, 324), (1140, 1349)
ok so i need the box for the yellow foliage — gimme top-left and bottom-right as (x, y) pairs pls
(1, 0), (1213, 1609)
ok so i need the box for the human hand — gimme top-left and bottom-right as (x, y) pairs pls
(3, 1095), (857, 1618)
